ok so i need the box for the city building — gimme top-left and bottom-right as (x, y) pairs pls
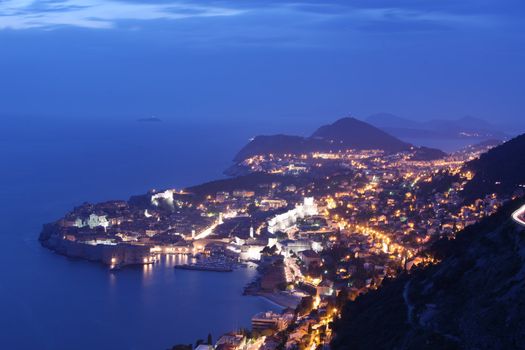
(252, 311), (293, 331)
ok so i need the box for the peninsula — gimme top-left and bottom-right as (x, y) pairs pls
(39, 117), (525, 350)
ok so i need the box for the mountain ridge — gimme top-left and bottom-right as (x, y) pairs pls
(232, 117), (442, 163)
(366, 113), (509, 140)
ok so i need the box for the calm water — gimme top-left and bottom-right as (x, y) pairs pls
(0, 117), (293, 350)
(402, 137), (487, 153)
(0, 116), (475, 349)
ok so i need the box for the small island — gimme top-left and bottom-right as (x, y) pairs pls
(137, 116), (162, 122)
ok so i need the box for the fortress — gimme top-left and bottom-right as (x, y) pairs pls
(267, 197), (318, 234)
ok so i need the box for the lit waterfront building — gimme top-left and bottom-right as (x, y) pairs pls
(252, 311), (293, 331)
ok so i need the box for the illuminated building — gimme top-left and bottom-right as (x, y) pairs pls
(74, 213), (109, 230)
(268, 197), (318, 233)
(251, 311), (293, 331)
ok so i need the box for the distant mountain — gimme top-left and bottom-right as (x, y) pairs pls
(425, 116), (495, 133)
(233, 117), (437, 163)
(366, 113), (421, 129)
(332, 198), (525, 350)
(311, 117), (411, 152)
(462, 133), (525, 200)
(366, 113), (509, 140)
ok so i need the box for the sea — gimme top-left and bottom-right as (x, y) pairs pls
(0, 116), (480, 349)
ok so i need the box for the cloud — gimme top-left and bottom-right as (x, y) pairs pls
(0, 0), (505, 49)
(0, 0), (245, 30)
(280, 3), (495, 29)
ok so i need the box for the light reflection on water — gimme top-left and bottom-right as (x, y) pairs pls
(142, 263), (153, 281)
(0, 119), (285, 349)
(89, 251), (279, 349)
(159, 253), (190, 268)
(141, 254), (190, 285)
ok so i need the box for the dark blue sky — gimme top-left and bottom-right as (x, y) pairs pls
(1, 0), (524, 128)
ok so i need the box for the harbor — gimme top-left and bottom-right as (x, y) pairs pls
(174, 254), (244, 273)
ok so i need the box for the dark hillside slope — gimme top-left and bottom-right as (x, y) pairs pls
(463, 133), (525, 200)
(332, 198), (525, 350)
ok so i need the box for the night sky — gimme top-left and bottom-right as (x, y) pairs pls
(1, 0), (524, 128)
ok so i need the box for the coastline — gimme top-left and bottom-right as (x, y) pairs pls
(257, 292), (301, 309)
(258, 294), (287, 309)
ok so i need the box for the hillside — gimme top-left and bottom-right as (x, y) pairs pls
(311, 117), (411, 152)
(332, 198), (525, 350)
(233, 134), (327, 163)
(462, 133), (525, 200)
(233, 117), (441, 163)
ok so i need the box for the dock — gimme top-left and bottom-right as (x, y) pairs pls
(175, 264), (233, 272)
